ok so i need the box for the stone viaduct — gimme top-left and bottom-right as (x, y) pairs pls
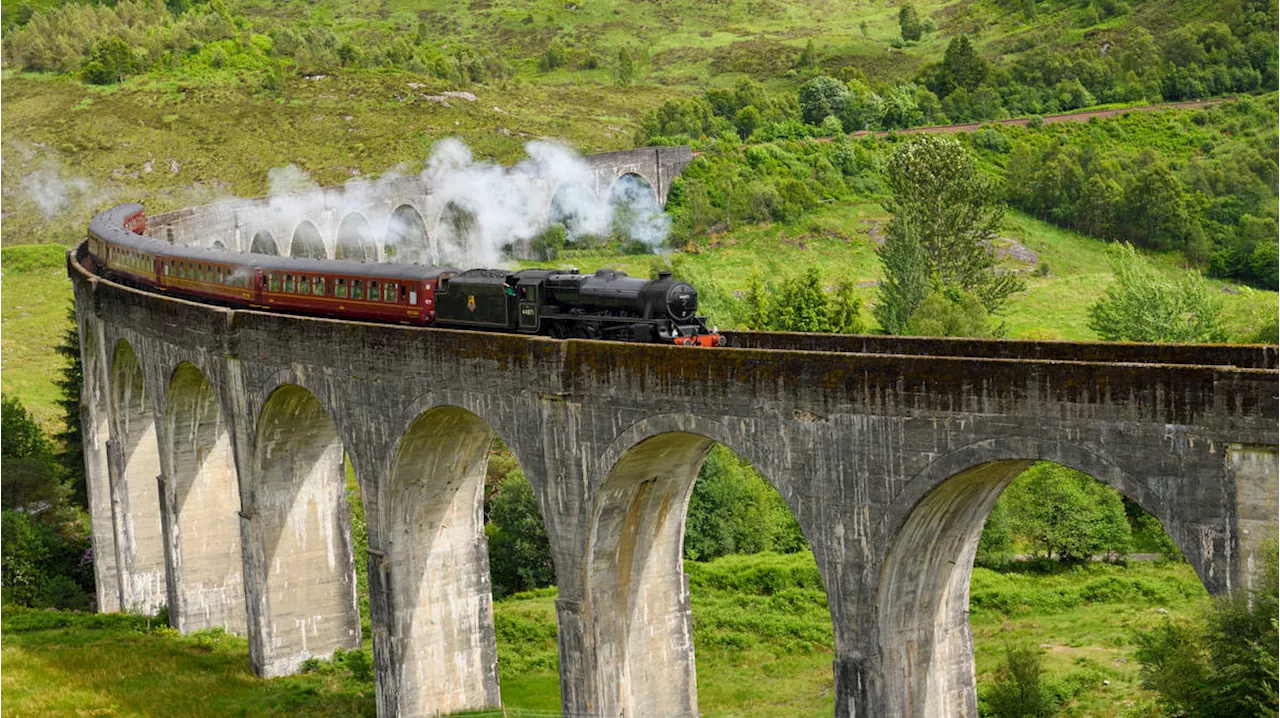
(147, 146), (693, 263)
(72, 199), (1278, 718)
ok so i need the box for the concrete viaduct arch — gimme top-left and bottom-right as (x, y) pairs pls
(70, 209), (1277, 718)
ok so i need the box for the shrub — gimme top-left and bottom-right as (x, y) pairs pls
(486, 470), (555, 597)
(981, 643), (1058, 718)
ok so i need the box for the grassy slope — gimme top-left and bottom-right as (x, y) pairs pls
(1, 553), (1209, 717)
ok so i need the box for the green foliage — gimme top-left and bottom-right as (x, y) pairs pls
(1000, 463), (1132, 563)
(81, 36), (138, 85)
(486, 470), (555, 597)
(899, 4), (923, 42)
(614, 46), (637, 87)
(529, 223), (567, 261)
(3, 394), (52, 461)
(684, 446), (806, 562)
(981, 643), (1058, 718)
(798, 75), (849, 126)
(880, 135), (1024, 323)
(1134, 538), (1279, 717)
(1087, 243), (1227, 342)
(739, 267), (865, 334)
(905, 289), (1000, 337)
(976, 499), (1015, 567)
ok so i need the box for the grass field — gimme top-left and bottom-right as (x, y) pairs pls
(0, 552), (1209, 717)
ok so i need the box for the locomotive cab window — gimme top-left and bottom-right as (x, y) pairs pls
(335, 279), (347, 298)
(352, 280), (364, 300)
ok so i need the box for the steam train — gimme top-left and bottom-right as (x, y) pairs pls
(85, 204), (725, 346)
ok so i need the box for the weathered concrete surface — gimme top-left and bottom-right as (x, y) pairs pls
(72, 242), (1277, 718)
(144, 146), (693, 261)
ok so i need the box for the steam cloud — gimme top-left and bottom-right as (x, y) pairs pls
(247, 138), (671, 268)
(17, 149), (114, 221)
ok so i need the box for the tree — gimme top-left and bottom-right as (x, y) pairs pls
(771, 267), (833, 332)
(880, 135), (1023, 318)
(874, 217), (932, 335)
(485, 470), (554, 596)
(614, 46), (637, 87)
(1001, 463), (1132, 562)
(798, 75), (849, 126)
(684, 446), (805, 561)
(940, 35), (987, 94)
(827, 281), (866, 334)
(905, 289), (999, 337)
(2, 395), (51, 461)
(981, 644), (1058, 718)
(733, 105), (761, 139)
(797, 39), (818, 69)
(81, 36), (138, 85)
(1087, 243), (1227, 343)
(899, 4), (923, 42)
(54, 307), (87, 508)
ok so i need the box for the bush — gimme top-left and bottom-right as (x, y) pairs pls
(1135, 538), (1279, 717)
(1000, 463), (1131, 563)
(981, 643), (1058, 718)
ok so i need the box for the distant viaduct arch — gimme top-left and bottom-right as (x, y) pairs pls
(71, 202), (1277, 718)
(145, 146), (693, 263)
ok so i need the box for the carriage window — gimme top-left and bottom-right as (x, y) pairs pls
(197, 266), (204, 282)
(368, 281), (380, 302)
(269, 274), (280, 292)
(297, 275), (310, 294)
(284, 275), (295, 292)
(400, 285), (407, 301)
(384, 282), (398, 303)
(313, 276), (325, 296)
(352, 280), (364, 300)
(335, 278), (347, 298)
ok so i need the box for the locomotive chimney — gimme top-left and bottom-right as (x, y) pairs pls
(658, 271), (672, 280)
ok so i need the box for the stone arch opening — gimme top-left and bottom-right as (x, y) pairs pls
(335, 212), (376, 262)
(384, 205), (430, 264)
(548, 181), (605, 242)
(586, 429), (818, 716)
(251, 384), (359, 677)
(876, 447), (1207, 717)
(165, 362), (245, 634)
(210, 240), (228, 251)
(289, 220), (326, 259)
(435, 201), (478, 266)
(377, 406), (510, 717)
(606, 173), (669, 249)
(109, 338), (167, 615)
(250, 230), (278, 256)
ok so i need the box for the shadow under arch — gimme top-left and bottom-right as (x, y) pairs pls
(873, 436), (1204, 718)
(164, 361), (245, 634)
(290, 220), (326, 259)
(384, 205), (430, 264)
(376, 405), (506, 717)
(250, 383), (359, 677)
(250, 230), (278, 256)
(109, 338), (167, 614)
(210, 240), (228, 251)
(585, 414), (821, 718)
(336, 212), (376, 262)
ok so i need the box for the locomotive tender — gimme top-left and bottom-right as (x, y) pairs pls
(86, 204), (724, 346)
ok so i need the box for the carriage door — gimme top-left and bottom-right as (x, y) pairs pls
(518, 282), (539, 332)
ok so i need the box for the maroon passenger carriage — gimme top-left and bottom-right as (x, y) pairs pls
(86, 203), (725, 346)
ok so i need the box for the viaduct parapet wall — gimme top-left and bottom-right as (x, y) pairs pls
(143, 145), (693, 262)
(70, 239), (1278, 718)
